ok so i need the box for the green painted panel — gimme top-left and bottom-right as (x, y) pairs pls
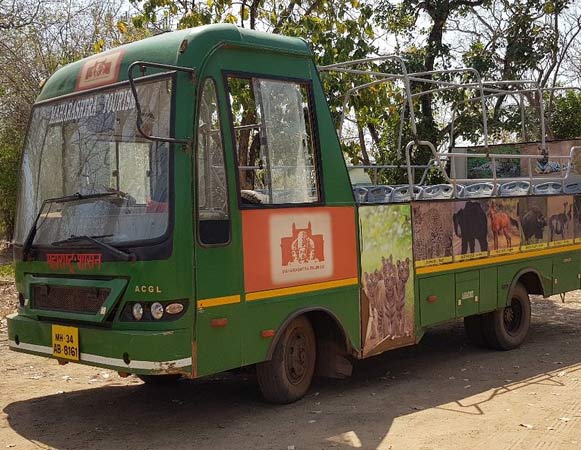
(479, 267), (498, 312)
(192, 43), (358, 376)
(39, 25), (311, 102)
(241, 286), (360, 366)
(193, 55), (245, 376)
(419, 274), (455, 326)
(497, 257), (553, 307)
(552, 252), (579, 293)
(8, 314), (192, 375)
(455, 271), (479, 317)
(196, 303), (243, 376)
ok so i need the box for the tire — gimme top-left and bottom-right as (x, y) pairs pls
(483, 282), (531, 350)
(463, 314), (488, 347)
(256, 315), (316, 404)
(137, 374), (181, 385)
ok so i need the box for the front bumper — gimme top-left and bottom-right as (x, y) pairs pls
(7, 313), (193, 375)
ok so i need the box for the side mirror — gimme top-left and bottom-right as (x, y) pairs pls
(128, 61), (196, 145)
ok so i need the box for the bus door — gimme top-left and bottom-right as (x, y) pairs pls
(193, 75), (245, 377)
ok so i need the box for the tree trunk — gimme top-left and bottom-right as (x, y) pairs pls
(358, 125), (371, 165)
(421, 9), (448, 148)
(238, 109), (257, 189)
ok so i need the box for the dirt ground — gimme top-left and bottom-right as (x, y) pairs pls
(1, 277), (581, 449)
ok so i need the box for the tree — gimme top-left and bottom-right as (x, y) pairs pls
(550, 89), (581, 140)
(0, 0), (131, 239)
(454, 0), (580, 140)
(129, 0), (379, 162)
(0, 126), (20, 240)
(375, 1), (489, 149)
(0, 0), (41, 30)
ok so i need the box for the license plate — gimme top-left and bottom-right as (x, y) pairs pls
(52, 325), (79, 361)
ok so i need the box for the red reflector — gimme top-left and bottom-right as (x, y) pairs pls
(260, 329), (276, 338)
(210, 318), (228, 328)
(427, 295), (438, 303)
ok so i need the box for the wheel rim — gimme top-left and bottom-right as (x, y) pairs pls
(503, 297), (523, 336)
(285, 327), (311, 385)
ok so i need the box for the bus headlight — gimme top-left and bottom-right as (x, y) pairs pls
(132, 303), (144, 321)
(150, 302), (164, 320)
(121, 300), (188, 321)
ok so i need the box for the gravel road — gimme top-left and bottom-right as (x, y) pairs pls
(1, 283), (580, 450)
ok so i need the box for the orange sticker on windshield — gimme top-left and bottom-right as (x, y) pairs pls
(76, 49), (125, 91)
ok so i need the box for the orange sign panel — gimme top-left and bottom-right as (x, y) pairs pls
(242, 206), (358, 293)
(76, 49), (125, 91)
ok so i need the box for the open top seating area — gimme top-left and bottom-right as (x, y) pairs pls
(349, 145), (581, 203)
(319, 58), (581, 205)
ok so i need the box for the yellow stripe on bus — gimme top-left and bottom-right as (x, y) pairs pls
(197, 295), (241, 309)
(416, 244), (581, 275)
(246, 277), (359, 302)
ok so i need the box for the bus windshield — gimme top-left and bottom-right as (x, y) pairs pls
(14, 76), (172, 248)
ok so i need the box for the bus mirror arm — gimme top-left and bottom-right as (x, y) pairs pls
(128, 61), (197, 146)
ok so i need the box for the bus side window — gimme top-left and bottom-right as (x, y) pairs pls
(197, 78), (230, 245)
(227, 75), (320, 206)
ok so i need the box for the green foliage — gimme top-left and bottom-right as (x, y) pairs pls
(0, 126), (22, 240)
(550, 90), (581, 140)
(500, 0), (563, 78)
(360, 205), (412, 273)
(462, 41), (495, 76)
(0, 264), (15, 280)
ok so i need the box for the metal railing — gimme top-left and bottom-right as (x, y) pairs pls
(319, 57), (581, 197)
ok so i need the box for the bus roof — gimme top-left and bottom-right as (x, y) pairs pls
(38, 24), (313, 101)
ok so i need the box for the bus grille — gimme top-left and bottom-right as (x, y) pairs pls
(32, 285), (110, 314)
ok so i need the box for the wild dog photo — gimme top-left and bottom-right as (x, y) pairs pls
(487, 198), (521, 255)
(518, 196), (548, 250)
(412, 201), (454, 267)
(547, 195), (574, 247)
(359, 205), (414, 356)
(452, 199), (489, 261)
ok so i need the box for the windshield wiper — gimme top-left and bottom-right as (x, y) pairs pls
(21, 192), (126, 260)
(52, 235), (135, 262)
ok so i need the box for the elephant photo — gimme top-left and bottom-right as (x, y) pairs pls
(453, 200), (489, 254)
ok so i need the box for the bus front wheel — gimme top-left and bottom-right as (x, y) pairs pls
(256, 315), (316, 404)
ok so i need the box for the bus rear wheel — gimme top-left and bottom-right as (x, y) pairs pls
(256, 315), (316, 404)
(484, 282), (531, 350)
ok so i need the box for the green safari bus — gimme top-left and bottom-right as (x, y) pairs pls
(8, 24), (581, 403)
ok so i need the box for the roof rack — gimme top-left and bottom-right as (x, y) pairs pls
(319, 58), (581, 198)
